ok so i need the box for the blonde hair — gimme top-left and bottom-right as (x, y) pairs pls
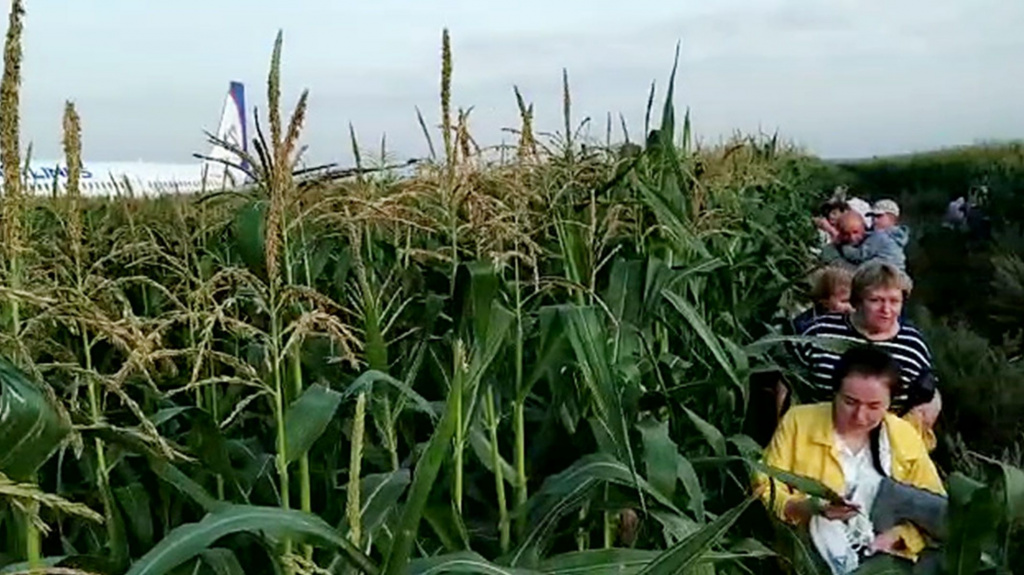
(851, 262), (913, 306)
(808, 266), (853, 304)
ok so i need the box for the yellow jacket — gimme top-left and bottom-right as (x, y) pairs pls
(753, 403), (945, 562)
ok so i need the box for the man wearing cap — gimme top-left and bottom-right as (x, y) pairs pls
(869, 199), (909, 250)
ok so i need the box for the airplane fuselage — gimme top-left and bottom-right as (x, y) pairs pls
(22, 161), (233, 196)
(7, 80), (250, 198)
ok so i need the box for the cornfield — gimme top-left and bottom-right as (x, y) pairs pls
(0, 4), (1022, 575)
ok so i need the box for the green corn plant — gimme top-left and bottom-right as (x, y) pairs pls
(8, 7), (1024, 575)
(0, 0), (40, 566)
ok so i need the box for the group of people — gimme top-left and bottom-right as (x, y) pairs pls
(812, 191), (910, 274)
(752, 191), (948, 574)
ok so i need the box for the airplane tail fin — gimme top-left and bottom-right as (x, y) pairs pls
(203, 81), (248, 188)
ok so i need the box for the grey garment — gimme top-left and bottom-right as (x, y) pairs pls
(865, 477), (946, 575)
(853, 552), (942, 575)
(787, 477), (948, 575)
(837, 230), (907, 271)
(882, 225), (909, 249)
(944, 198), (966, 227)
(787, 523), (938, 575)
(818, 243), (858, 270)
(870, 477), (948, 541)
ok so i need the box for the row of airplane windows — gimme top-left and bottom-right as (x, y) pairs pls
(25, 179), (202, 192)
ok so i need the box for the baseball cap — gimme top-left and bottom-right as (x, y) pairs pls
(846, 197), (872, 218)
(870, 199), (900, 217)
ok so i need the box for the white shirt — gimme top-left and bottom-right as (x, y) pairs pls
(810, 427), (893, 575)
(835, 434), (885, 552)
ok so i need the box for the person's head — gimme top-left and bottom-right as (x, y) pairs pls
(808, 266), (853, 314)
(850, 262), (913, 333)
(831, 345), (901, 435)
(870, 199), (900, 230)
(819, 200), (849, 226)
(837, 210), (867, 245)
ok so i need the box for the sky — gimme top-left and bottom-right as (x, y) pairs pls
(15, 0), (1024, 166)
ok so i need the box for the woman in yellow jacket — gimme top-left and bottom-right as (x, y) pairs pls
(754, 344), (946, 574)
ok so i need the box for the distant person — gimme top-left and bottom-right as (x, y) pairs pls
(868, 199), (908, 249)
(819, 211), (906, 272)
(813, 199), (849, 245)
(965, 188), (992, 241)
(942, 196), (966, 230)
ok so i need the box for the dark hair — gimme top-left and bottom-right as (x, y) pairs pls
(818, 200), (848, 218)
(832, 345), (901, 477)
(831, 344), (901, 394)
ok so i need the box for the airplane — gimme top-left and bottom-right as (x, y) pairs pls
(19, 81), (251, 198)
(15, 80), (422, 199)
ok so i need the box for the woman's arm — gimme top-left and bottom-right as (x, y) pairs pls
(753, 410), (805, 522)
(813, 217), (840, 242)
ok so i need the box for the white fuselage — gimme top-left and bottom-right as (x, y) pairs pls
(14, 81), (250, 198)
(23, 161), (239, 197)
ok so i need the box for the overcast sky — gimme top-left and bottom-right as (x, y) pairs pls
(16, 0), (1024, 166)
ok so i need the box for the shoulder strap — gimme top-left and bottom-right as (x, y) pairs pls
(869, 425), (888, 477)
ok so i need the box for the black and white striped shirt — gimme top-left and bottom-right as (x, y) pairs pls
(792, 313), (935, 414)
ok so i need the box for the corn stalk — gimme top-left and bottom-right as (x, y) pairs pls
(0, 0), (37, 566)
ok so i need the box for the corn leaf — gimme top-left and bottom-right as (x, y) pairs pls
(972, 452), (1024, 526)
(636, 494), (756, 575)
(381, 342), (463, 575)
(752, 461), (846, 506)
(124, 504), (377, 575)
(540, 545), (774, 575)
(680, 406), (727, 458)
(348, 469), (411, 539)
(661, 291), (744, 399)
(114, 482), (154, 552)
(509, 453), (683, 567)
(944, 471), (997, 575)
(200, 548), (246, 575)
(561, 305), (641, 492)
(342, 369), (436, 420)
(148, 458), (225, 514)
(637, 417), (677, 501)
(0, 357), (71, 480)
(282, 383), (343, 464)
(541, 549), (659, 575)
(408, 551), (540, 575)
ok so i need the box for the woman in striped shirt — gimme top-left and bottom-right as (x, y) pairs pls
(793, 262), (941, 448)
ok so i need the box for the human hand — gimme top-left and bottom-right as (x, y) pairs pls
(813, 217), (839, 239)
(784, 498), (860, 523)
(870, 528), (904, 554)
(819, 500), (860, 522)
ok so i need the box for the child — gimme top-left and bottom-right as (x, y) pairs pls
(869, 198), (909, 248)
(761, 267), (854, 433)
(792, 266), (853, 335)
